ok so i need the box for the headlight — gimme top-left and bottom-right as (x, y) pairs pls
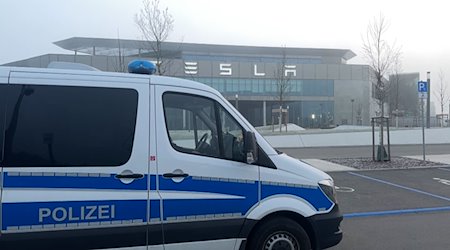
(319, 179), (337, 204)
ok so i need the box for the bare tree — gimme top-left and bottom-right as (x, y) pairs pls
(273, 47), (293, 132)
(356, 102), (363, 125)
(434, 70), (450, 126)
(362, 14), (401, 160)
(111, 33), (128, 73)
(135, 0), (174, 75)
(389, 55), (402, 127)
(389, 55), (402, 113)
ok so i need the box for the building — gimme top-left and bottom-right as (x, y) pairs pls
(4, 37), (372, 127)
(388, 73), (420, 116)
(388, 72), (421, 127)
(388, 72), (443, 127)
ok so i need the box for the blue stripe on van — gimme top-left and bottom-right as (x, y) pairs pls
(159, 176), (258, 197)
(159, 176), (259, 218)
(162, 199), (251, 219)
(2, 173), (148, 190)
(159, 176), (332, 215)
(3, 173), (332, 224)
(2, 200), (147, 230)
(150, 175), (157, 190)
(150, 200), (160, 220)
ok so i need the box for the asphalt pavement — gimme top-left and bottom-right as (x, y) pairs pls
(327, 167), (450, 249)
(277, 144), (450, 159)
(276, 142), (450, 248)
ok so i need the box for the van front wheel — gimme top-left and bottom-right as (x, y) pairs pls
(247, 217), (311, 250)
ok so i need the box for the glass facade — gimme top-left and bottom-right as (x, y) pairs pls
(236, 100), (334, 128)
(183, 77), (335, 128)
(183, 54), (322, 64)
(190, 77), (334, 97)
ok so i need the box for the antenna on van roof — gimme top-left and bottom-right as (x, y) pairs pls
(47, 62), (100, 71)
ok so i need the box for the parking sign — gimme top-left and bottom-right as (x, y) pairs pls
(418, 81), (428, 99)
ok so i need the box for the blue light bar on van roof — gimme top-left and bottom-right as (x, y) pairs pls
(128, 60), (157, 75)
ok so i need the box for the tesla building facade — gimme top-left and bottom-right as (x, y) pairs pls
(5, 37), (372, 127)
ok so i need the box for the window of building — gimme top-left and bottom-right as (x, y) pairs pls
(184, 77), (334, 98)
(1, 84), (138, 167)
(302, 80), (334, 97)
(163, 92), (245, 162)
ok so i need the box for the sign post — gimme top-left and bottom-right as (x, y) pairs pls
(418, 81), (428, 161)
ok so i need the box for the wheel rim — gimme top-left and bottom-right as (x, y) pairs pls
(264, 231), (299, 250)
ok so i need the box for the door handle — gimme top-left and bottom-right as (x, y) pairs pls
(163, 173), (189, 178)
(162, 169), (189, 183)
(115, 173), (144, 179)
(115, 170), (144, 184)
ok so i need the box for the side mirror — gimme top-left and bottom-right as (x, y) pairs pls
(244, 131), (258, 164)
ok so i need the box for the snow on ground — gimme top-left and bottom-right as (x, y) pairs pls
(405, 154), (450, 164)
(332, 125), (372, 130)
(262, 127), (450, 148)
(256, 123), (306, 132)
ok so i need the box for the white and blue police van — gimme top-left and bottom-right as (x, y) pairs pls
(0, 61), (342, 250)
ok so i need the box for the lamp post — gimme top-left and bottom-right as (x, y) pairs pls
(235, 94), (239, 110)
(319, 103), (323, 128)
(427, 72), (431, 128)
(279, 105), (282, 133)
(311, 113), (316, 128)
(351, 99), (355, 125)
(286, 105), (290, 132)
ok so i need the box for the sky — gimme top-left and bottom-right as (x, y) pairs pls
(1, 0), (450, 110)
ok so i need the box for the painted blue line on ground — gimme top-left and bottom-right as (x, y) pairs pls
(344, 206), (450, 218)
(348, 172), (450, 202)
(438, 168), (450, 172)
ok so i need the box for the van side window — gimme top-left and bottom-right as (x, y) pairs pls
(1, 84), (138, 167)
(218, 106), (245, 161)
(163, 92), (245, 162)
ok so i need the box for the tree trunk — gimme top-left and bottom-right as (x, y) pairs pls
(380, 101), (384, 155)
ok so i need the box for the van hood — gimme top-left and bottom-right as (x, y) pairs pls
(269, 153), (332, 183)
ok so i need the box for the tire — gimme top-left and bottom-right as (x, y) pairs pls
(247, 217), (312, 250)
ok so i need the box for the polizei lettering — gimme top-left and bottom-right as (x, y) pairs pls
(38, 205), (116, 223)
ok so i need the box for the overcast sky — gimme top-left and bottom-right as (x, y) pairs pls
(1, 0), (450, 108)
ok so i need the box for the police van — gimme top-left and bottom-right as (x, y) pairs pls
(0, 61), (342, 250)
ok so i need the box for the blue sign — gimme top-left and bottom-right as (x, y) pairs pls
(418, 81), (428, 93)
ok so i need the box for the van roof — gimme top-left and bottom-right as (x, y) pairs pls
(0, 66), (218, 96)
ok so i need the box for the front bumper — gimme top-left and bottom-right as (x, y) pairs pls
(308, 205), (343, 249)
